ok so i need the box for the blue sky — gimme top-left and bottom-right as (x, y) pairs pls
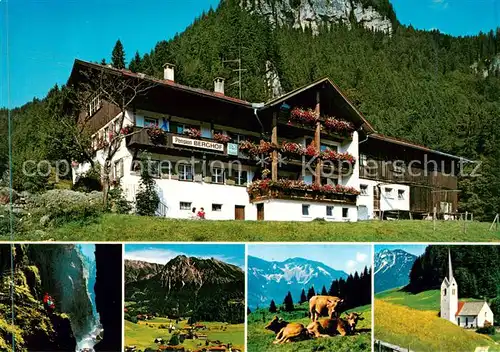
(125, 243), (245, 268)
(375, 244), (427, 257)
(248, 244), (372, 274)
(0, 0), (498, 108)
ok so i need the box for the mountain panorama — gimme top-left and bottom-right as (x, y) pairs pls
(248, 256), (348, 309)
(125, 255), (245, 323)
(374, 249), (417, 293)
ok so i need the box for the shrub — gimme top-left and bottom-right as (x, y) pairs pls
(168, 333), (180, 345)
(33, 189), (104, 224)
(135, 160), (160, 216)
(476, 324), (495, 335)
(73, 165), (102, 192)
(108, 184), (131, 214)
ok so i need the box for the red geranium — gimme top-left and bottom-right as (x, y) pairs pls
(289, 107), (318, 126)
(323, 117), (355, 136)
(213, 133), (231, 143)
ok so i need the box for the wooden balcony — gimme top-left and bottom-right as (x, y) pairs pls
(127, 127), (229, 157)
(249, 188), (358, 205)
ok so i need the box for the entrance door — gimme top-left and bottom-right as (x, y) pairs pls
(257, 203), (264, 221)
(235, 205), (245, 220)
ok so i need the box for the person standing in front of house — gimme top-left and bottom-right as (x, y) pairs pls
(197, 207), (206, 219)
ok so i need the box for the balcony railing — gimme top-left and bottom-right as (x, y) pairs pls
(127, 127), (230, 156)
(247, 180), (359, 205)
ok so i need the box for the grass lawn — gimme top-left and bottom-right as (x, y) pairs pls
(247, 303), (372, 352)
(375, 299), (500, 352)
(125, 318), (244, 351)
(10, 213), (500, 241)
(375, 289), (442, 311)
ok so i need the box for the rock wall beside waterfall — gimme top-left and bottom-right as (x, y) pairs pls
(0, 244), (78, 351)
(25, 244), (94, 341)
(94, 244), (123, 352)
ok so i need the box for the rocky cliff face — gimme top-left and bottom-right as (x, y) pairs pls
(240, 0), (392, 35)
(94, 244), (122, 352)
(0, 244), (78, 351)
(25, 244), (94, 341)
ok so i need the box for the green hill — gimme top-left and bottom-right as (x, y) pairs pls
(375, 299), (500, 352)
(375, 289), (441, 311)
(247, 302), (371, 352)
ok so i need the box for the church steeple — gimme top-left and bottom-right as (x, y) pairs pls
(448, 248), (453, 281)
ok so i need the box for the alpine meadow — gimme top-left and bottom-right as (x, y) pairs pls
(2, 0), (500, 237)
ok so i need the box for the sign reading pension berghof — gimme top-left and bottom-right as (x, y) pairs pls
(172, 136), (224, 152)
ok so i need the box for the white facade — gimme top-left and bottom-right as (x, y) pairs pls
(72, 105), (421, 222)
(357, 178), (410, 220)
(457, 303), (494, 328)
(255, 199), (358, 222)
(440, 251), (494, 328)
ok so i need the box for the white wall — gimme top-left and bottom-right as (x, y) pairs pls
(257, 199), (358, 222)
(357, 178), (410, 220)
(477, 304), (494, 328)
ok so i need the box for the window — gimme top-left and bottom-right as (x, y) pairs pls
(385, 188), (393, 199)
(398, 189), (405, 200)
(211, 168), (224, 184)
(359, 154), (367, 166)
(236, 170), (248, 186)
(160, 161), (171, 177)
(212, 204), (222, 212)
(302, 204), (310, 216)
(320, 144), (338, 152)
(144, 117), (159, 127)
(88, 94), (101, 116)
(180, 202), (192, 210)
(321, 177), (338, 186)
(443, 288), (447, 295)
(148, 160), (160, 178)
(342, 208), (349, 218)
(170, 122), (198, 135)
(452, 289), (456, 295)
(326, 206), (333, 217)
(114, 159), (124, 179)
(360, 184), (368, 196)
(179, 164), (193, 181)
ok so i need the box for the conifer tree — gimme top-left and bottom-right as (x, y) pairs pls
(283, 292), (294, 312)
(111, 39), (126, 69)
(135, 159), (160, 216)
(269, 299), (277, 313)
(321, 285), (328, 295)
(129, 51), (141, 73)
(307, 287), (316, 300)
(299, 289), (307, 304)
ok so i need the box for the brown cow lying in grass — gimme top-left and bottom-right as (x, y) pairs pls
(309, 295), (344, 321)
(265, 316), (311, 344)
(307, 312), (364, 337)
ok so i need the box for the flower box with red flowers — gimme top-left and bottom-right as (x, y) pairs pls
(305, 145), (319, 158)
(323, 117), (355, 136)
(319, 150), (356, 165)
(239, 140), (259, 156)
(248, 179), (359, 203)
(184, 128), (202, 139)
(289, 107), (319, 127)
(147, 126), (167, 144)
(258, 140), (278, 154)
(213, 133), (231, 144)
(280, 141), (305, 158)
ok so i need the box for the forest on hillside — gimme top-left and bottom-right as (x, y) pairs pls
(406, 246), (500, 299)
(1, 0), (500, 219)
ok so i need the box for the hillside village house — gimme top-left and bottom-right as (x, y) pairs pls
(69, 59), (466, 221)
(440, 250), (494, 328)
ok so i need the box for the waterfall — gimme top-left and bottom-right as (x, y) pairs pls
(75, 244), (103, 352)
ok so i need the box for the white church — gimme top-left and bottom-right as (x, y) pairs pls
(440, 250), (494, 328)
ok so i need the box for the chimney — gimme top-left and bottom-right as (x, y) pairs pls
(163, 63), (175, 82)
(214, 77), (225, 95)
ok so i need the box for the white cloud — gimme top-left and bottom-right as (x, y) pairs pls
(125, 248), (237, 266)
(346, 260), (357, 269)
(356, 252), (367, 263)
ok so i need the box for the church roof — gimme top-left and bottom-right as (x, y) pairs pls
(456, 301), (486, 316)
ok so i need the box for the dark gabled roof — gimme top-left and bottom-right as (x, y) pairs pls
(369, 133), (472, 162)
(69, 59), (253, 108)
(262, 77), (376, 133)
